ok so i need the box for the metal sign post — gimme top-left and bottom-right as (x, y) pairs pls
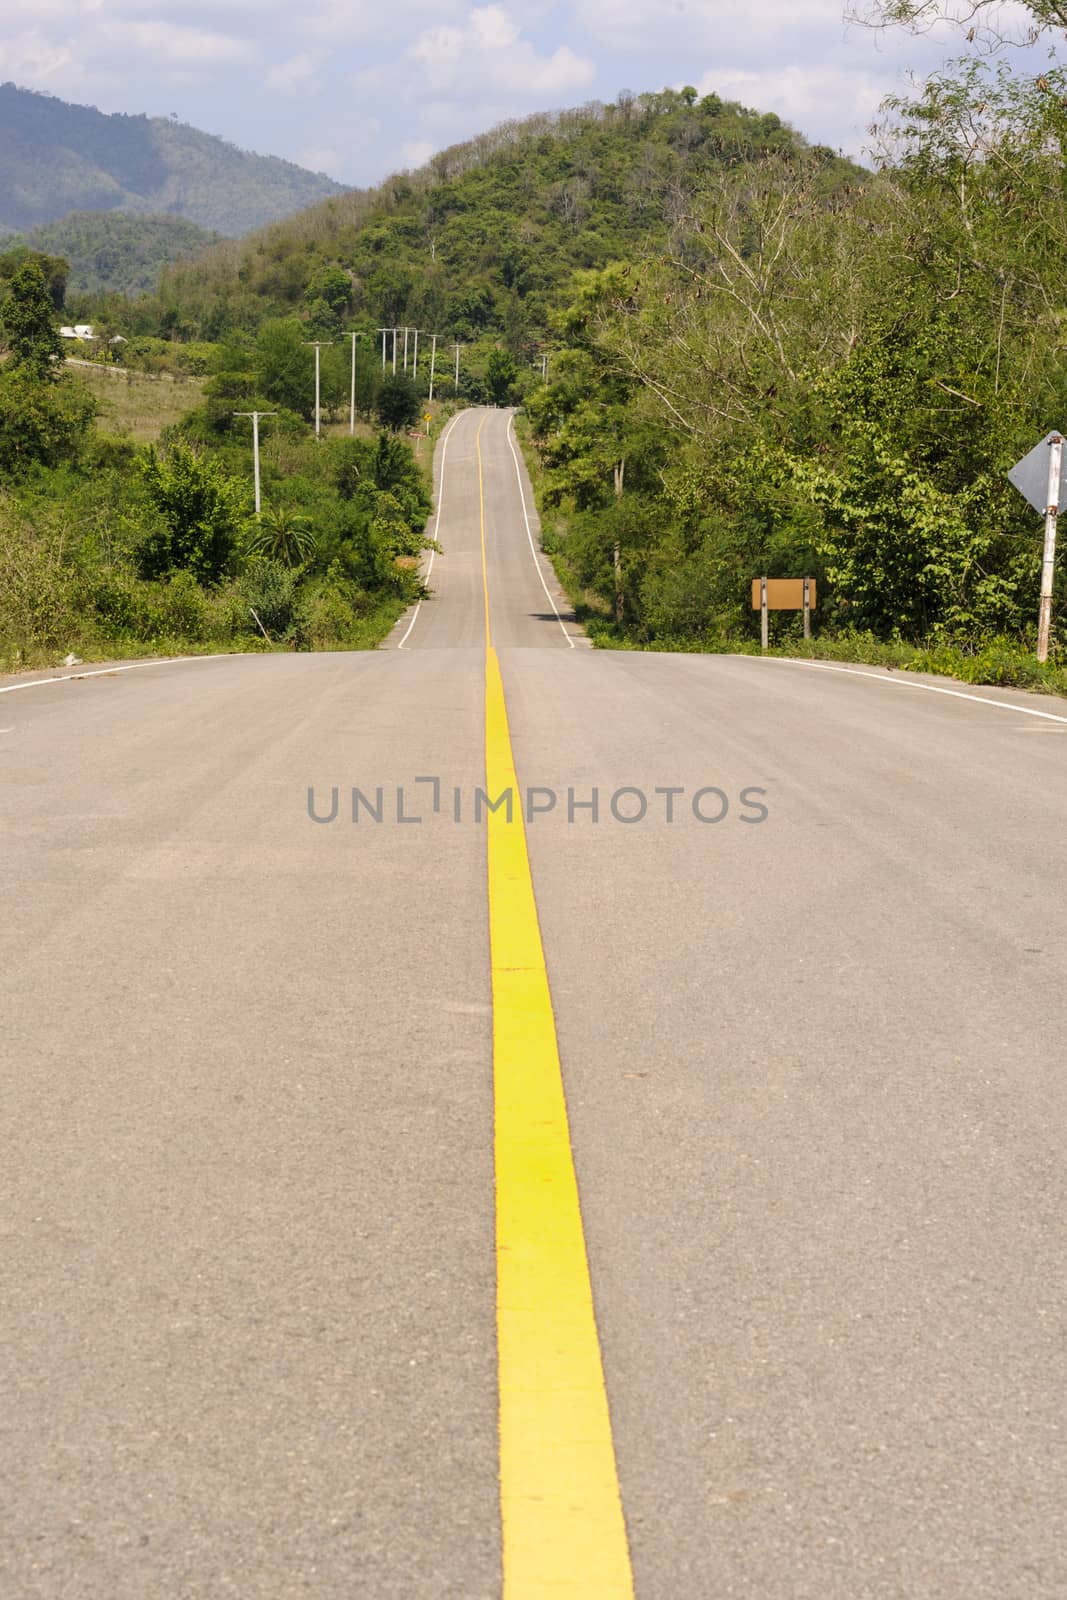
(752, 578), (818, 649)
(1008, 429), (1067, 661)
(1039, 435), (1063, 663)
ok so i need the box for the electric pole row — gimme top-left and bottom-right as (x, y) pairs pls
(303, 341), (333, 438)
(233, 411), (277, 516)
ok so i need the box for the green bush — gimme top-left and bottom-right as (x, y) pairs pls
(0, 497), (81, 660)
(375, 373), (420, 432)
(89, 567), (154, 639)
(158, 570), (209, 640)
(240, 558), (298, 637)
(0, 368), (97, 474)
(137, 441), (246, 584)
(293, 577), (362, 649)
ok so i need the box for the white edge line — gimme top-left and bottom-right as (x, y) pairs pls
(396, 409), (465, 650)
(0, 653), (236, 697)
(752, 654), (1067, 725)
(506, 412), (575, 649)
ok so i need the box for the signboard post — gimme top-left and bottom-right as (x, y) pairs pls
(1007, 430), (1067, 662)
(752, 578), (818, 651)
(1039, 436), (1063, 663)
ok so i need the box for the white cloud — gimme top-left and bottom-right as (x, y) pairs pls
(94, 19), (256, 67)
(302, 0), (466, 43)
(1, 0), (1056, 194)
(0, 31), (81, 87)
(694, 63), (887, 153)
(266, 49), (324, 94)
(399, 138), (438, 168)
(296, 143), (344, 176)
(407, 5), (595, 97)
(572, 0), (854, 52)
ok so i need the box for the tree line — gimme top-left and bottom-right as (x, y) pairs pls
(0, 257), (438, 666)
(522, 55), (1067, 677)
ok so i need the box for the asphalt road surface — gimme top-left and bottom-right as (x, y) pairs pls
(2, 405), (1065, 1598)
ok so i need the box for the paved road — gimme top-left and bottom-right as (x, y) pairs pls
(2, 406), (1065, 1597)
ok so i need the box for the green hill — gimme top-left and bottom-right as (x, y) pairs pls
(8, 212), (221, 297)
(151, 89), (857, 345)
(0, 82), (345, 236)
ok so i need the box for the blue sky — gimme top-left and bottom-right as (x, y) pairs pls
(0, 0), (1036, 185)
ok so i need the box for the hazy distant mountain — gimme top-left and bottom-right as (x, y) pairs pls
(0, 82), (345, 236)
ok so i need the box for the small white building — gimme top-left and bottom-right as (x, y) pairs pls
(58, 325), (127, 346)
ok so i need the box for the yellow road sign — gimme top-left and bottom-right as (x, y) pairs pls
(751, 578), (817, 611)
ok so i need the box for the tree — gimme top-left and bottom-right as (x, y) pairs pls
(0, 367), (96, 474)
(375, 373), (420, 431)
(304, 265), (352, 325)
(244, 506), (317, 566)
(850, 0), (1067, 46)
(0, 248), (68, 310)
(254, 318), (314, 419)
(486, 348), (519, 406)
(138, 443), (246, 584)
(1, 261), (64, 378)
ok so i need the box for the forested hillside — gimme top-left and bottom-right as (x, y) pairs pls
(519, 63), (1067, 670)
(128, 71), (1067, 674)
(4, 64), (1067, 682)
(0, 83), (344, 235)
(8, 213), (220, 298)
(146, 90), (846, 345)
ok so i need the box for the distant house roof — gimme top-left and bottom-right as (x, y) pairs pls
(57, 326), (125, 343)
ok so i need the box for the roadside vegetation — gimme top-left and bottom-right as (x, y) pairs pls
(0, 260), (436, 670)
(517, 59), (1067, 686)
(4, 34), (1067, 685)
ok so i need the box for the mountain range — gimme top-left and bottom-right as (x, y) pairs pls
(0, 83), (345, 237)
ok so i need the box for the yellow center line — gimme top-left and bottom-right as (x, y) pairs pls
(478, 414), (634, 1597)
(478, 412), (491, 647)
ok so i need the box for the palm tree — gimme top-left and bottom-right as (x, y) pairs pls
(244, 505), (316, 566)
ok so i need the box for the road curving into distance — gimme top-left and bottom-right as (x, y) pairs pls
(2, 405), (1065, 1598)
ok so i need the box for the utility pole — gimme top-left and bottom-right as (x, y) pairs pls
(1039, 433), (1063, 663)
(402, 326), (410, 373)
(344, 331), (362, 435)
(379, 328), (389, 371)
(413, 328), (420, 379)
(392, 328), (398, 375)
(233, 411), (277, 517)
(454, 342), (461, 390)
(304, 341), (333, 438)
(428, 334), (439, 402)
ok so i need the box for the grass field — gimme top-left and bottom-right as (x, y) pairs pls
(71, 367), (438, 462)
(68, 360), (205, 442)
